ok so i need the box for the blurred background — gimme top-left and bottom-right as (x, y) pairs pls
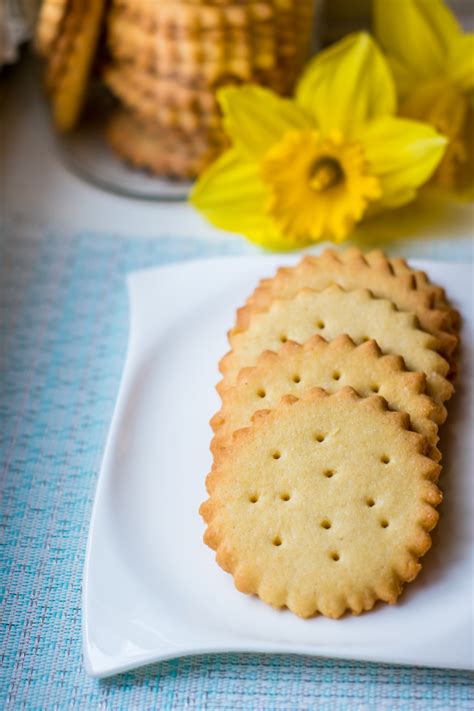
(1, 0), (473, 243)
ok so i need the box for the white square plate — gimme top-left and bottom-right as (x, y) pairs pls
(83, 257), (474, 678)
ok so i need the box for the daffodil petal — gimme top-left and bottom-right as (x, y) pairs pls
(190, 149), (267, 230)
(189, 149), (293, 249)
(217, 85), (313, 159)
(374, 0), (462, 95)
(448, 34), (474, 92)
(190, 149), (313, 250)
(295, 32), (395, 136)
(360, 117), (447, 208)
(435, 101), (474, 199)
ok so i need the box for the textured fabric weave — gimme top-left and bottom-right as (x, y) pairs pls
(0, 220), (473, 709)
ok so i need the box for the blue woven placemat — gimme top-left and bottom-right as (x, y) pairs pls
(1, 220), (473, 710)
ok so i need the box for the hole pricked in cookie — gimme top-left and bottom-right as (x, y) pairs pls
(224, 290), (452, 403)
(292, 374), (301, 384)
(229, 249), (457, 402)
(279, 334), (288, 343)
(257, 388), (266, 399)
(314, 433), (326, 443)
(332, 371), (341, 381)
(380, 519), (389, 528)
(249, 494), (259, 504)
(370, 384), (380, 393)
(272, 450), (281, 460)
(380, 455), (390, 464)
(203, 380), (442, 619)
(213, 327), (446, 457)
(280, 492), (291, 502)
(316, 320), (325, 329)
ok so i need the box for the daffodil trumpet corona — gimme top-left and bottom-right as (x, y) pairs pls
(190, 32), (448, 249)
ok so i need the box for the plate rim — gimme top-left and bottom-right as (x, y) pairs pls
(82, 256), (474, 678)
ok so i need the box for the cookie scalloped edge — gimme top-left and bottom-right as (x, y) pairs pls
(201, 387), (442, 619)
(211, 334), (445, 462)
(236, 248), (459, 366)
(219, 284), (454, 405)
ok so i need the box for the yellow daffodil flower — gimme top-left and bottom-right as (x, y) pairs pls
(374, 0), (474, 200)
(190, 33), (447, 249)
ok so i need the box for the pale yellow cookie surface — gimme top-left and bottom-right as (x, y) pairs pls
(238, 249), (458, 366)
(202, 388), (441, 619)
(221, 285), (452, 404)
(212, 335), (445, 459)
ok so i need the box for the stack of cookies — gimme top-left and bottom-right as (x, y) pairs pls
(102, 0), (315, 178)
(34, 0), (315, 178)
(202, 248), (460, 619)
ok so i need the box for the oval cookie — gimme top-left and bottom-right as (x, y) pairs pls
(212, 334), (445, 460)
(220, 285), (453, 404)
(237, 248), (459, 366)
(202, 387), (442, 619)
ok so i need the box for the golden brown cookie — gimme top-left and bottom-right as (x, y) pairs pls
(202, 387), (441, 619)
(44, 0), (106, 131)
(212, 335), (445, 460)
(221, 285), (453, 404)
(103, 63), (219, 113)
(111, 0), (274, 35)
(367, 251), (462, 349)
(239, 249), (459, 368)
(35, 0), (69, 57)
(106, 0), (311, 94)
(105, 110), (226, 178)
(105, 9), (277, 80)
(103, 63), (222, 130)
(363, 250), (455, 314)
(272, 0), (314, 83)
